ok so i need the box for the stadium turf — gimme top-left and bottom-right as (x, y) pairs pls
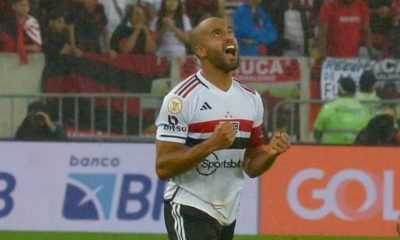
(0, 232), (397, 240)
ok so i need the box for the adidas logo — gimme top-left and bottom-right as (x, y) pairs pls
(200, 102), (212, 111)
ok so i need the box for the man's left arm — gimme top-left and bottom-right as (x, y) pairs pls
(243, 132), (291, 178)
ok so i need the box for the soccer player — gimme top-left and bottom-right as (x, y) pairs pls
(155, 17), (291, 240)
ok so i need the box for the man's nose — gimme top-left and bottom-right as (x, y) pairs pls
(223, 31), (235, 41)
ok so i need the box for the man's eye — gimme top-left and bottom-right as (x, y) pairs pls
(212, 32), (220, 38)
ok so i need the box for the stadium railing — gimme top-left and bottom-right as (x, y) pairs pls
(272, 99), (400, 143)
(0, 93), (164, 142)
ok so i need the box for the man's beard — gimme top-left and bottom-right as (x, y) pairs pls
(207, 48), (239, 73)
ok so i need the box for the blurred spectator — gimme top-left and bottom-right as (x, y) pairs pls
(377, 81), (400, 99)
(28, 0), (40, 18)
(140, 0), (160, 23)
(41, 8), (74, 91)
(265, 0), (309, 56)
(100, 0), (132, 34)
(393, 0), (400, 26)
(383, 24), (400, 58)
(356, 70), (380, 115)
(67, 0), (113, 54)
(150, 0), (191, 59)
(0, 0), (42, 64)
(15, 101), (67, 141)
(110, 4), (157, 54)
(184, 0), (220, 27)
(37, 0), (77, 26)
(314, 76), (371, 144)
(376, 81), (400, 123)
(233, 0), (277, 56)
(318, 0), (376, 60)
(0, 0), (14, 22)
(42, 8), (72, 61)
(369, 0), (393, 53)
(354, 107), (399, 145)
(307, 0), (325, 58)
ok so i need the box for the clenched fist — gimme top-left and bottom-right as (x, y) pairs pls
(209, 122), (236, 150)
(269, 131), (291, 156)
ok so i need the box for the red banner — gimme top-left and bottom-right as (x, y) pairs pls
(180, 56), (301, 83)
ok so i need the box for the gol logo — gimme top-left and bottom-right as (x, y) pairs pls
(287, 168), (399, 221)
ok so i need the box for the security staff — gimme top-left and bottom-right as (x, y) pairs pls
(314, 76), (372, 144)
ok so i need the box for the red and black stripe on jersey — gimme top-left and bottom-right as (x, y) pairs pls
(184, 119), (264, 149)
(174, 75), (208, 98)
(233, 78), (256, 95)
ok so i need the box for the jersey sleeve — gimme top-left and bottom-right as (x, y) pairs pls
(155, 93), (190, 144)
(250, 91), (265, 148)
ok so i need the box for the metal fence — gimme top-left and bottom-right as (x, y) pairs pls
(0, 93), (164, 142)
(272, 99), (400, 143)
(2, 93), (399, 143)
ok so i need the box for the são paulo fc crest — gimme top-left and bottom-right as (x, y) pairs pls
(168, 97), (182, 114)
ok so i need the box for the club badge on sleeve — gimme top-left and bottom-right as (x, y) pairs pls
(168, 97), (183, 114)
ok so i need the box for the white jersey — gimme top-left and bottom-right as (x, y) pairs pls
(155, 71), (265, 225)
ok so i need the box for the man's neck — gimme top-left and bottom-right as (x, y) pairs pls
(200, 65), (233, 92)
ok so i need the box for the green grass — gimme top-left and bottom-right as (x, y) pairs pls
(0, 232), (398, 240)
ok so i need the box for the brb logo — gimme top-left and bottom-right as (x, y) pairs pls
(63, 173), (165, 221)
(287, 168), (399, 221)
(63, 173), (116, 220)
(0, 172), (16, 218)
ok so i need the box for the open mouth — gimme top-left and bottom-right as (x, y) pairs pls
(224, 45), (237, 57)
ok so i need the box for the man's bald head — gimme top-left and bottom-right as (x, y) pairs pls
(189, 17), (229, 54)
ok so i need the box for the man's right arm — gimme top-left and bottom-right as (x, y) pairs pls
(155, 122), (235, 180)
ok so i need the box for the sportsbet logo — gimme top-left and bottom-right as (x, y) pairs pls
(288, 168), (399, 221)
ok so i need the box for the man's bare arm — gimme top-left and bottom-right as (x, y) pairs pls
(155, 122), (235, 180)
(243, 132), (291, 178)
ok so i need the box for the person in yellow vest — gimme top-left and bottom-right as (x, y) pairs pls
(314, 76), (372, 144)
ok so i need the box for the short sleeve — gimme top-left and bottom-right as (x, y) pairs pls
(250, 91), (265, 147)
(155, 94), (190, 144)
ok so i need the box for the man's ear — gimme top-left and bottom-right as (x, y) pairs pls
(195, 45), (206, 58)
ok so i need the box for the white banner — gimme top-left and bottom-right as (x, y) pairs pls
(0, 142), (258, 234)
(320, 58), (400, 100)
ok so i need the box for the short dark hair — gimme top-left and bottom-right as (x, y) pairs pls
(338, 76), (356, 95)
(27, 101), (49, 114)
(359, 70), (377, 92)
(48, 8), (66, 20)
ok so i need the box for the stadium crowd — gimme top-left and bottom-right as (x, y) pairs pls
(0, 0), (400, 145)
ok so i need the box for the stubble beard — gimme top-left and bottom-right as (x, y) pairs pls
(208, 49), (240, 73)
